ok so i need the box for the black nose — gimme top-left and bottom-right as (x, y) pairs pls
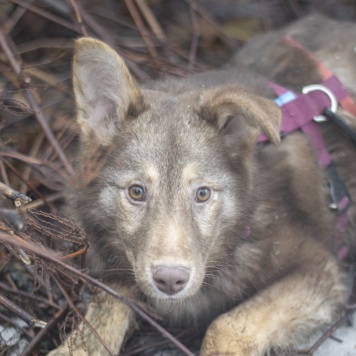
(153, 266), (190, 295)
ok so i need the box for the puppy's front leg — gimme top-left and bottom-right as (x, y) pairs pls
(201, 258), (345, 356)
(48, 285), (135, 356)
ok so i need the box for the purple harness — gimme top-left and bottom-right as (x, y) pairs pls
(257, 75), (352, 260)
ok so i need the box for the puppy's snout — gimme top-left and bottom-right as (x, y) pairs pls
(153, 266), (190, 295)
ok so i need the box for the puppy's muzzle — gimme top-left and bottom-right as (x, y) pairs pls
(152, 265), (190, 295)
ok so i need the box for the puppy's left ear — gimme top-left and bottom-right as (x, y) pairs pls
(199, 85), (281, 158)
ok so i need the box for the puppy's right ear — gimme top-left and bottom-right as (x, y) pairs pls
(73, 38), (143, 146)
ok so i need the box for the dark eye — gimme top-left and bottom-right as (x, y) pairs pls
(195, 187), (211, 203)
(128, 185), (145, 201)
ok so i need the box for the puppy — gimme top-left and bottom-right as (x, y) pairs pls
(49, 13), (355, 355)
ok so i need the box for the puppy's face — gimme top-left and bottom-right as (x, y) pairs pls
(72, 38), (280, 301)
(97, 92), (246, 300)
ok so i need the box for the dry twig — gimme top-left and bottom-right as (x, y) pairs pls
(69, 0), (88, 36)
(0, 181), (31, 208)
(21, 307), (69, 356)
(187, 0), (200, 70)
(0, 294), (47, 329)
(10, 0), (81, 34)
(124, 0), (159, 63)
(0, 30), (73, 175)
(135, 0), (166, 42)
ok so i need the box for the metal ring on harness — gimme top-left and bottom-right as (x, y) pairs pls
(302, 84), (337, 122)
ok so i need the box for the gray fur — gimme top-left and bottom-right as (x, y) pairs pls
(50, 13), (355, 356)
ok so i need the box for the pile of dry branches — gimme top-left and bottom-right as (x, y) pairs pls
(0, 0), (356, 355)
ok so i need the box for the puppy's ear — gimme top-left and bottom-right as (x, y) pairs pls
(199, 85), (281, 158)
(73, 38), (143, 146)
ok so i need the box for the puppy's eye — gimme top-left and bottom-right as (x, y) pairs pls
(195, 187), (211, 203)
(128, 185), (145, 201)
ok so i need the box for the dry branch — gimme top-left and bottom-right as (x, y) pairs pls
(187, 0), (200, 70)
(0, 294), (47, 329)
(10, 0), (81, 34)
(0, 181), (31, 208)
(21, 307), (69, 356)
(0, 282), (60, 310)
(124, 0), (159, 63)
(135, 0), (166, 42)
(69, 0), (89, 36)
(0, 30), (73, 175)
(1, 159), (57, 212)
(0, 208), (25, 231)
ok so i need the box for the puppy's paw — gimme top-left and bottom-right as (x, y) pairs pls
(48, 288), (135, 356)
(201, 314), (258, 356)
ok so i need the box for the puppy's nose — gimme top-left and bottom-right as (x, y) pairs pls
(153, 266), (189, 295)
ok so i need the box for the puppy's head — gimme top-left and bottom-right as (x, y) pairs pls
(72, 38), (281, 300)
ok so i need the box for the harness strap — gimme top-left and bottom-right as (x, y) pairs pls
(263, 81), (351, 258)
(263, 80), (351, 209)
(256, 37), (354, 260)
(324, 108), (356, 143)
(260, 77), (339, 168)
(259, 75), (351, 146)
(284, 35), (356, 117)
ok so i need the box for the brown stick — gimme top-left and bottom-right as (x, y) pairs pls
(0, 208), (25, 231)
(19, 192), (63, 212)
(1, 158), (57, 213)
(0, 30), (73, 175)
(21, 307), (69, 356)
(0, 282), (60, 310)
(0, 293), (47, 329)
(184, 0), (236, 47)
(0, 312), (33, 339)
(59, 244), (88, 261)
(135, 0), (166, 42)
(124, 0), (159, 62)
(187, 0), (200, 71)
(0, 160), (10, 186)
(11, 0), (81, 34)
(19, 133), (45, 194)
(0, 181), (31, 207)
(69, 0), (89, 36)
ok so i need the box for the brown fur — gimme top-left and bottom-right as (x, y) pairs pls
(229, 12), (356, 258)
(49, 13), (355, 356)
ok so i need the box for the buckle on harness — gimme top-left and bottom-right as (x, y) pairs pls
(325, 163), (351, 215)
(302, 84), (337, 122)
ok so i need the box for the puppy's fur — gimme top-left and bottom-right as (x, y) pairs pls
(50, 14), (355, 355)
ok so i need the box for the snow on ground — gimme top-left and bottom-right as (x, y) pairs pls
(310, 311), (356, 356)
(303, 272), (356, 356)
